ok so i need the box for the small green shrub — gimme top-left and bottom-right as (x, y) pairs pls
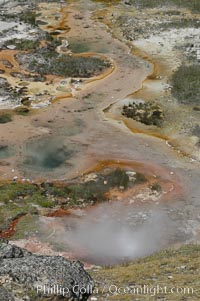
(150, 182), (162, 192)
(0, 113), (12, 124)
(19, 11), (37, 26)
(135, 172), (147, 184)
(105, 168), (130, 189)
(15, 107), (30, 116)
(122, 102), (164, 126)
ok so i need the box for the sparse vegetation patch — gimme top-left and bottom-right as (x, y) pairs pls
(122, 102), (164, 126)
(171, 64), (200, 104)
(124, 0), (200, 12)
(5, 39), (40, 51)
(0, 168), (147, 237)
(91, 244), (200, 300)
(17, 49), (111, 78)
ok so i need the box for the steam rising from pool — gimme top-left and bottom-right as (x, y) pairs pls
(40, 203), (174, 265)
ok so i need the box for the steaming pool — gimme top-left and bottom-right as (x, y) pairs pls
(38, 199), (187, 266)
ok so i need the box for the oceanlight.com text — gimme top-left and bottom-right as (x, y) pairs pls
(35, 283), (194, 297)
(96, 284), (194, 297)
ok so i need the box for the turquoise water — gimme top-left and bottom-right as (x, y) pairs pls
(68, 37), (108, 54)
(23, 138), (75, 171)
(0, 145), (15, 159)
(20, 135), (86, 178)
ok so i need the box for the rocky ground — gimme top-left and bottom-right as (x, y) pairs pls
(0, 239), (93, 300)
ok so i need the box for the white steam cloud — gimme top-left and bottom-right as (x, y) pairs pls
(40, 202), (174, 265)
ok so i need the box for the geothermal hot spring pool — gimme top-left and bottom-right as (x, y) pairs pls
(38, 200), (182, 265)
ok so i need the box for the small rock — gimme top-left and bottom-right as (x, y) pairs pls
(6, 45), (16, 50)
(180, 265), (186, 270)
